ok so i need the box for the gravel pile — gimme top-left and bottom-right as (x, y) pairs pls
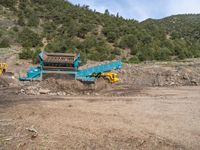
(20, 78), (109, 96)
(117, 63), (200, 87)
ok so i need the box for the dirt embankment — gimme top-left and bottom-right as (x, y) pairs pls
(19, 78), (110, 96)
(1, 62), (200, 96)
(118, 63), (200, 87)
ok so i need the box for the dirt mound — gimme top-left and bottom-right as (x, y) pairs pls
(0, 76), (19, 88)
(0, 77), (9, 87)
(117, 63), (200, 87)
(41, 78), (111, 94)
(20, 78), (110, 96)
(41, 79), (89, 93)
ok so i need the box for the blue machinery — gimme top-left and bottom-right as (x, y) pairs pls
(19, 51), (122, 82)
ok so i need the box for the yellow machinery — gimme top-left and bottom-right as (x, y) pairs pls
(0, 63), (8, 75)
(92, 72), (119, 83)
(0, 63), (14, 78)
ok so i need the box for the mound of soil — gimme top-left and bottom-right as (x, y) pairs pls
(0, 76), (19, 88)
(20, 78), (110, 96)
(41, 78), (111, 94)
(41, 79), (89, 93)
(117, 63), (200, 87)
(0, 77), (9, 88)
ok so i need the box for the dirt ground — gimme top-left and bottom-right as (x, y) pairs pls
(0, 86), (200, 150)
(1, 54), (200, 149)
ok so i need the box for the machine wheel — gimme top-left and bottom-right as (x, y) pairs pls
(2, 69), (6, 74)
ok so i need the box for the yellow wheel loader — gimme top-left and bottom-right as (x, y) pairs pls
(92, 72), (119, 83)
(0, 63), (14, 78)
(0, 63), (8, 75)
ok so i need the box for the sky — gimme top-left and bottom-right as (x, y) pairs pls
(69, 0), (200, 21)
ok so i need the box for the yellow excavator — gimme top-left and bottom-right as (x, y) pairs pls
(0, 63), (14, 78)
(91, 72), (119, 83)
(0, 63), (8, 75)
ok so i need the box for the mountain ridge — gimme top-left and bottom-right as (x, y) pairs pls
(0, 0), (200, 63)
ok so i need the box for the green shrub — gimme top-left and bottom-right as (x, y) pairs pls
(77, 24), (92, 38)
(0, 38), (10, 48)
(87, 40), (115, 61)
(119, 34), (138, 51)
(129, 56), (140, 64)
(12, 26), (19, 32)
(111, 48), (121, 55)
(137, 47), (154, 61)
(0, 0), (16, 9)
(18, 28), (42, 47)
(0, 30), (3, 38)
(32, 49), (41, 64)
(18, 16), (25, 26)
(19, 49), (34, 59)
(46, 38), (76, 53)
(106, 32), (118, 43)
(28, 13), (39, 27)
(154, 47), (172, 61)
(80, 52), (87, 65)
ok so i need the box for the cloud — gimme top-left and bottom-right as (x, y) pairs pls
(168, 0), (200, 15)
(69, 0), (200, 21)
(69, 0), (156, 21)
(121, 0), (164, 21)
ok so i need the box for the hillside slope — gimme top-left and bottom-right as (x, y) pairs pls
(0, 0), (200, 63)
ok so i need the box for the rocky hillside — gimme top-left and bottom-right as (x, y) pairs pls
(0, 0), (200, 63)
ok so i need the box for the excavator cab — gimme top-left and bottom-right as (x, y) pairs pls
(111, 73), (119, 83)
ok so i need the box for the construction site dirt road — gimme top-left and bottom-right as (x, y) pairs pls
(0, 86), (200, 150)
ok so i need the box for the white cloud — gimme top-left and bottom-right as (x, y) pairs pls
(123, 0), (153, 21)
(69, 0), (154, 21)
(168, 0), (200, 15)
(69, 0), (200, 21)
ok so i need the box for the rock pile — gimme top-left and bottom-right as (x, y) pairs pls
(117, 63), (200, 87)
(19, 78), (109, 96)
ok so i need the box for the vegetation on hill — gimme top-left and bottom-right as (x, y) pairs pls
(0, 0), (200, 63)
